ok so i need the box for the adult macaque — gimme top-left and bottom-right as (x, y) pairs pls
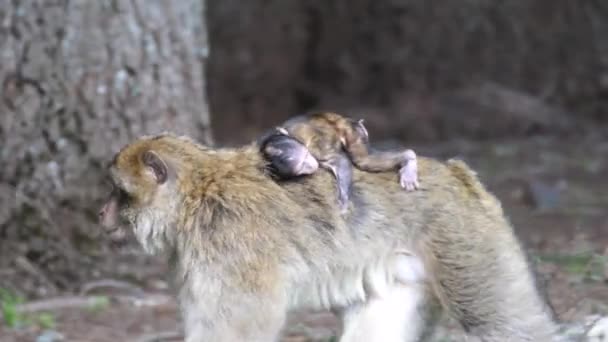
(99, 133), (556, 342)
(260, 112), (418, 212)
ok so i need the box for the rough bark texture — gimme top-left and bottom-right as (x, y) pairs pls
(0, 0), (212, 297)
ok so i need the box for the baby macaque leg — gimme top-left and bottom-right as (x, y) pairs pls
(321, 154), (353, 213)
(399, 149), (419, 191)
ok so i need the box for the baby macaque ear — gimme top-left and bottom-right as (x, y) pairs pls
(142, 150), (168, 184)
(275, 126), (289, 136)
(355, 119), (369, 140)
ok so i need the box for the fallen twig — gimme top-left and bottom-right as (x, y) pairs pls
(135, 330), (183, 342)
(113, 293), (174, 307)
(10, 296), (106, 314)
(80, 279), (145, 296)
(0, 293), (174, 320)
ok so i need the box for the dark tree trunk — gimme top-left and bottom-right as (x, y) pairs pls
(0, 0), (212, 297)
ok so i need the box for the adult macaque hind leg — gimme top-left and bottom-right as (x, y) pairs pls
(337, 284), (426, 342)
(336, 251), (427, 342)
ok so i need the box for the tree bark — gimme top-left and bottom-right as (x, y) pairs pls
(0, 0), (212, 297)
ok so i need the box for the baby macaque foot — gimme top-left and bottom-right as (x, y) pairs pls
(399, 149), (419, 191)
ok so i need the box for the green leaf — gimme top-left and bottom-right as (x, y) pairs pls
(37, 312), (56, 329)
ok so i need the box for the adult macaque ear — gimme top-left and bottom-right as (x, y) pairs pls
(142, 150), (168, 184)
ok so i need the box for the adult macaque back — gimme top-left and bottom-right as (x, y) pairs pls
(99, 133), (556, 342)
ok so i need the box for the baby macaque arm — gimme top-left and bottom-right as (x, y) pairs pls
(399, 149), (419, 191)
(344, 119), (403, 172)
(348, 148), (419, 191)
(321, 153), (353, 213)
(345, 121), (419, 191)
(261, 132), (319, 178)
(349, 149), (404, 172)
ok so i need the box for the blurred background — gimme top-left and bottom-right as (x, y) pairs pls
(0, 1), (607, 341)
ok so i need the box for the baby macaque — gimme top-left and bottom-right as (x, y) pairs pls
(260, 112), (419, 212)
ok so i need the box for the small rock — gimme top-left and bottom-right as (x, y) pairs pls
(587, 316), (608, 341)
(603, 247), (608, 281)
(147, 279), (169, 291)
(36, 330), (65, 342)
(523, 179), (561, 210)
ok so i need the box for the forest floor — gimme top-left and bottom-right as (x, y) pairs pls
(1, 133), (608, 341)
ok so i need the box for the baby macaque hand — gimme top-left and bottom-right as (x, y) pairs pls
(399, 149), (419, 191)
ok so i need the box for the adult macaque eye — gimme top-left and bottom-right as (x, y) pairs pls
(116, 188), (131, 204)
(103, 177), (114, 189)
(102, 179), (117, 198)
(107, 185), (131, 206)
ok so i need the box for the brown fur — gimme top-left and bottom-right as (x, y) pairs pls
(100, 133), (557, 341)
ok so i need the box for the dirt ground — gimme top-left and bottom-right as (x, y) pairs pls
(1, 133), (608, 341)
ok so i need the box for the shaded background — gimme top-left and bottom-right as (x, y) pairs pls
(0, 1), (607, 341)
(208, 0), (607, 143)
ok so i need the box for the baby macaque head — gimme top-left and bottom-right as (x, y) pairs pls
(260, 130), (319, 178)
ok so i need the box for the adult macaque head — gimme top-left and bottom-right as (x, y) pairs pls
(98, 146), (174, 252)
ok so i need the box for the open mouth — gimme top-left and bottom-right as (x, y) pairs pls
(105, 227), (119, 234)
(105, 227), (126, 241)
